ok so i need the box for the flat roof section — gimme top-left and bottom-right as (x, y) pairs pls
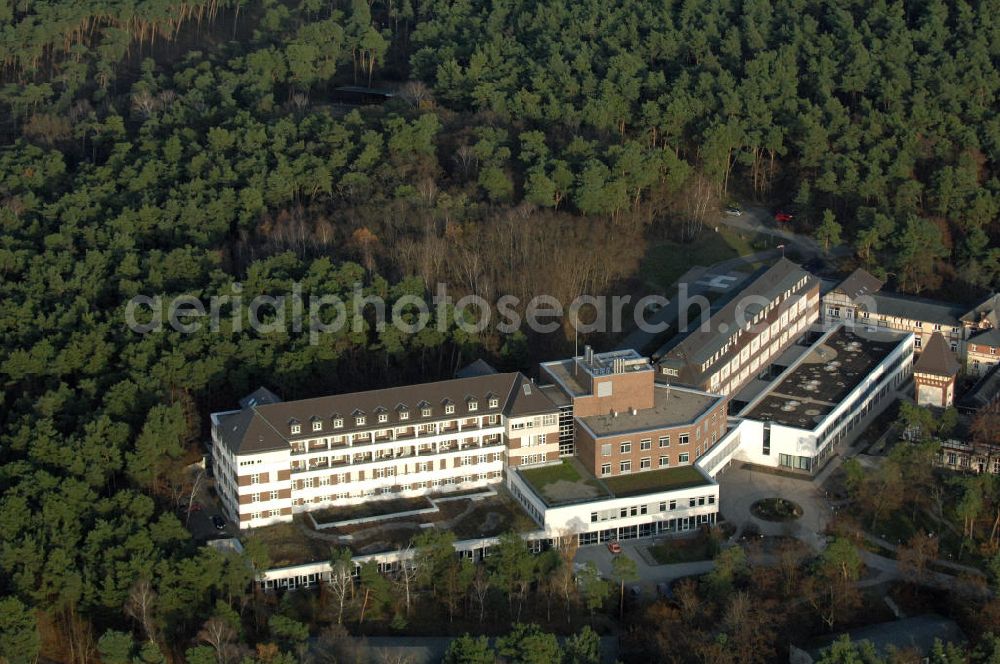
(516, 459), (712, 507)
(743, 327), (907, 430)
(580, 385), (723, 437)
(541, 349), (652, 398)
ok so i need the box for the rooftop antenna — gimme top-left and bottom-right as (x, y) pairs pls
(574, 326), (579, 376)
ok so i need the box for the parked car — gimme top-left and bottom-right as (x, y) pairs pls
(211, 514), (226, 530)
(607, 540), (622, 554)
(725, 205), (743, 216)
(774, 210), (794, 222)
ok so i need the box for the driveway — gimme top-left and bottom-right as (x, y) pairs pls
(574, 538), (715, 587)
(717, 464), (832, 552)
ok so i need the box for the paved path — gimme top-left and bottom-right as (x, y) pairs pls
(718, 464), (831, 552)
(575, 538), (715, 588)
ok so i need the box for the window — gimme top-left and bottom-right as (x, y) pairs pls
(934, 323), (942, 331)
(422, 407), (432, 417)
(689, 498), (696, 507)
(250, 473), (260, 484)
(445, 404), (455, 414)
(640, 438), (651, 450)
(355, 415), (366, 426)
(601, 463), (611, 476)
(591, 512), (598, 523)
(669, 500), (676, 511)
(290, 424), (301, 435)
(620, 460), (632, 473)
(659, 456), (669, 467)
(378, 413), (388, 423)
(698, 497), (705, 506)
(708, 495), (715, 505)
(251, 493), (260, 502)
(269, 509), (281, 518)
(678, 453), (689, 464)
(489, 397), (499, 408)
(333, 418), (343, 428)
(312, 421), (322, 432)
(252, 512), (263, 520)
(399, 410), (409, 420)
(640, 457), (651, 469)
(468, 400), (478, 412)
(915, 336), (922, 349)
(270, 491), (279, 501)
(659, 436), (670, 448)
(659, 501), (667, 512)
(601, 443), (612, 457)
(679, 434), (689, 445)
(620, 441), (631, 454)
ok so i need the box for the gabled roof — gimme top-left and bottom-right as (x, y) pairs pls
(970, 328), (1000, 348)
(833, 268), (884, 300)
(862, 292), (965, 327)
(962, 293), (1000, 328)
(214, 372), (557, 456)
(455, 358), (498, 378)
(914, 332), (960, 377)
(658, 259), (818, 387)
(238, 386), (282, 409)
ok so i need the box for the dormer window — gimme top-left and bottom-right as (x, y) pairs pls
(445, 403), (455, 415)
(332, 416), (343, 428)
(355, 415), (366, 426)
(312, 421), (322, 432)
(378, 413), (388, 423)
(290, 422), (301, 435)
(398, 405), (410, 421)
(489, 397), (499, 408)
(468, 399), (478, 412)
(419, 401), (432, 417)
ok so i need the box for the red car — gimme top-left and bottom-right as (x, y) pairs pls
(607, 540), (622, 554)
(774, 211), (794, 222)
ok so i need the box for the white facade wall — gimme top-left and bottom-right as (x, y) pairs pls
(505, 412), (561, 465)
(236, 448), (294, 529)
(735, 331), (914, 472)
(505, 467), (718, 538)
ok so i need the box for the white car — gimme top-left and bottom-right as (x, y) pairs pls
(725, 206), (743, 216)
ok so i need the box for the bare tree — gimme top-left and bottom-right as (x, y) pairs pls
(395, 546), (417, 617)
(198, 616), (239, 664)
(470, 566), (491, 624)
(185, 469), (205, 526)
(327, 549), (355, 625)
(398, 81), (432, 108)
(125, 578), (158, 644)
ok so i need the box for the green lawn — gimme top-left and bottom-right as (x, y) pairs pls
(518, 459), (583, 488)
(518, 460), (609, 505)
(639, 227), (761, 291)
(648, 531), (720, 564)
(603, 466), (708, 497)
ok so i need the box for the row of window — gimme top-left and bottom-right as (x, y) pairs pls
(510, 414), (559, 430)
(290, 400), (503, 434)
(291, 473), (502, 504)
(589, 494), (716, 522)
(600, 453), (690, 475)
(602, 435), (687, 457)
(249, 509), (283, 520)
